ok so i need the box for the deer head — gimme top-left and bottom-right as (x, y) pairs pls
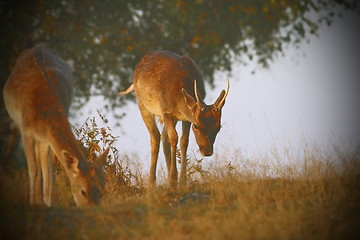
(182, 78), (229, 156)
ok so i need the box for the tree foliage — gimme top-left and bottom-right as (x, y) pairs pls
(1, 0), (359, 112)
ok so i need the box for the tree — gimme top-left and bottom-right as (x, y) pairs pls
(0, 0), (359, 164)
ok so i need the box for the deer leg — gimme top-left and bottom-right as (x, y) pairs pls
(163, 114), (178, 188)
(138, 103), (160, 189)
(180, 121), (191, 186)
(34, 141), (43, 204)
(23, 135), (42, 205)
(50, 150), (57, 184)
(23, 135), (36, 204)
(39, 143), (52, 206)
(162, 127), (171, 174)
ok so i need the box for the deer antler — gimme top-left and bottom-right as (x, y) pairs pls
(194, 79), (201, 103)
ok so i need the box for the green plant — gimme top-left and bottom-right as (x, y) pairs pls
(72, 110), (144, 203)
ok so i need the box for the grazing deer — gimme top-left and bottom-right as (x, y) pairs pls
(119, 50), (229, 188)
(3, 47), (109, 206)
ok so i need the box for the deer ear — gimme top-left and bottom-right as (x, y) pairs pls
(182, 88), (197, 111)
(96, 147), (109, 167)
(214, 90), (226, 109)
(62, 150), (80, 177)
(214, 78), (230, 109)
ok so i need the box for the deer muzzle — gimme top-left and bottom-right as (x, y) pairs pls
(200, 146), (213, 157)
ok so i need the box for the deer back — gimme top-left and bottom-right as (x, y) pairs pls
(133, 50), (206, 119)
(4, 47), (73, 134)
(4, 47), (108, 206)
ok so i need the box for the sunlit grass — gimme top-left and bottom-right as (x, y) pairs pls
(1, 145), (359, 239)
(1, 114), (359, 239)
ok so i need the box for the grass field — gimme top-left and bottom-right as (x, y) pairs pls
(1, 144), (359, 240)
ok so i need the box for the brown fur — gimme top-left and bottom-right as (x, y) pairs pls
(3, 47), (109, 206)
(120, 51), (229, 188)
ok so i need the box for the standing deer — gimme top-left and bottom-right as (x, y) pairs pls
(119, 50), (229, 188)
(3, 47), (109, 206)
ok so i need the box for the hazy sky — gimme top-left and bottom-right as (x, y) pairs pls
(75, 10), (360, 168)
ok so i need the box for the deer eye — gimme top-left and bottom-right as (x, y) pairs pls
(193, 124), (199, 131)
(81, 189), (88, 198)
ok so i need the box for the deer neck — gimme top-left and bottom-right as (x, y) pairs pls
(46, 117), (88, 173)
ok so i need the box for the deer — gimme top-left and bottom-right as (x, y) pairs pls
(3, 47), (109, 207)
(119, 50), (229, 188)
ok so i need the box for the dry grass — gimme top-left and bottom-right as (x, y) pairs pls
(1, 146), (359, 240)
(1, 114), (359, 239)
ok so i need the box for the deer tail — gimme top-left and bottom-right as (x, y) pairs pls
(118, 83), (134, 95)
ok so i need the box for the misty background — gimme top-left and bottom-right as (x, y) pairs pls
(74, 10), (360, 170)
(1, 1), (359, 171)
